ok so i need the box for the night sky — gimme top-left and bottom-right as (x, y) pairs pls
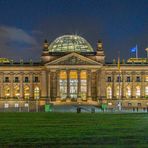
(0, 0), (147, 62)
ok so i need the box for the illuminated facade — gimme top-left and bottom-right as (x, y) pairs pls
(0, 34), (148, 110)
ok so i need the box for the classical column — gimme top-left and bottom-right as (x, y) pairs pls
(122, 72), (125, 99)
(77, 70), (81, 101)
(41, 71), (48, 100)
(29, 73), (33, 99)
(131, 72), (134, 98)
(87, 70), (92, 101)
(47, 71), (51, 102)
(112, 72), (115, 99)
(20, 73), (23, 99)
(66, 70), (70, 100)
(96, 70), (100, 100)
(141, 72), (145, 98)
(10, 73), (13, 99)
(56, 70), (60, 101)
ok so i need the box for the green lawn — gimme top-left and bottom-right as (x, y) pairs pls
(0, 113), (147, 147)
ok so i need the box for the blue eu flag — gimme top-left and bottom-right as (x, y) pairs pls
(130, 45), (138, 58)
(130, 46), (137, 53)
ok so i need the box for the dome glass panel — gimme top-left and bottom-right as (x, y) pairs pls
(48, 35), (94, 52)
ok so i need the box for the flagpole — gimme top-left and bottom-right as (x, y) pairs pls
(117, 52), (121, 111)
(136, 44), (138, 58)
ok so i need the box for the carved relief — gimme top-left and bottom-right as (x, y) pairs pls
(53, 56), (98, 65)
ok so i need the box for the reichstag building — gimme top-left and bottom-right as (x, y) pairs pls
(0, 34), (148, 110)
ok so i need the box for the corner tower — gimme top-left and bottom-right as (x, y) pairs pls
(95, 40), (105, 64)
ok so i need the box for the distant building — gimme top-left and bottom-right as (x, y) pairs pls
(0, 34), (148, 111)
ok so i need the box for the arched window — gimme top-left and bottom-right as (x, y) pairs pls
(24, 86), (30, 99)
(107, 86), (112, 99)
(14, 85), (20, 99)
(4, 86), (10, 98)
(126, 86), (131, 98)
(145, 86), (148, 96)
(116, 86), (121, 98)
(34, 87), (40, 100)
(136, 86), (140, 98)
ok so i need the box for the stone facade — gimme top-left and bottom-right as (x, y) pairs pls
(0, 35), (148, 111)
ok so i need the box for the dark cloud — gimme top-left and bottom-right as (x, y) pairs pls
(0, 26), (41, 61)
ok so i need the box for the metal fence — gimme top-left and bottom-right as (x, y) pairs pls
(0, 100), (44, 112)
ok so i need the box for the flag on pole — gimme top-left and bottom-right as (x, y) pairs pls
(117, 56), (120, 71)
(130, 45), (138, 58)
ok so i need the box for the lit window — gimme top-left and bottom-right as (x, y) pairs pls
(126, 86), (131, 98)
(116, 86), (121, 98)
(59, 71), (67, 99)
(80, 71), (87, 100)
(24, 86), (30, 99)
(4, 86), (10, 98)
(145, 86), (148, 96)
(107, 86), (112, 99)
(70, 71), (78, 99)
(145, 76), (148, 82)
(34, 87), (40, 99)
(48, 35), (94, 53)
(14, 86), (20, 98)
(136, 86), (140, 98)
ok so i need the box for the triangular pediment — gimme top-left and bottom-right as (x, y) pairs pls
(45, 53), (101, 66)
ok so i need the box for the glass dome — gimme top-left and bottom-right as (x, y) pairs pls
(48, 35), (94, 53)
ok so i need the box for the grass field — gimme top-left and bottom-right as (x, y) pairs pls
(0, 113), (147, 147)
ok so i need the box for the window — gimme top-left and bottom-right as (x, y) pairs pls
(24, 86), (30, 99)
(137, 103), (141, 107)
(107, 86), (112, 99)
(127, 76), (131, 82)
(70, 71), (78, 99)
(116, 86), (121, 98)
(34, 87), (40, 99)
(4, 86), (10, 98)
(14, 86), (20, 98)
(136, 76), (140, 82)
(34, 77), (39, 82)
(145, 86), (148, 96)
(24, 77), (29, 83)
(117, 76), (121, 82)
(59, 71), (67, 99)
(145, 76), (148, 82)
(80, 71), (87, 100)
(128, 103), (132, 106)
(107, 77), (112, 82)
(5, 77), (9, 82)
(126, 87), (131, 98)
(136, 86), (140, 98)
(14, 77), (19, 82)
